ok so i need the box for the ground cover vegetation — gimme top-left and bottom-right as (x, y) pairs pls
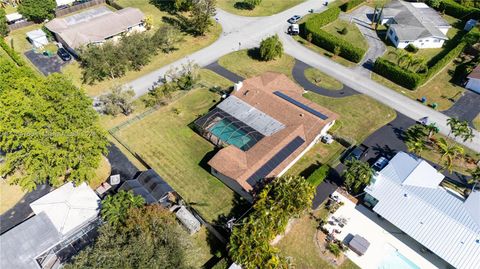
(0, 9), (8, 37)
(0, 58), (108, 191)
(228, 175), (316, 269)
(217, 0), (304, 16)
(339, 0), (364, 12)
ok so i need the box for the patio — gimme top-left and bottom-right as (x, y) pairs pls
(323, 191), (449, 269)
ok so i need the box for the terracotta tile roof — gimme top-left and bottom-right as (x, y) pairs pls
(208, 72), (338, 191)
(468, 65), (480, 80)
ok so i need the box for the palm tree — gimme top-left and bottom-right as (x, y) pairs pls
(447, 117), (475, 142)
(343, 159), (374, 194)
(387, 49), (409, 67)
(101, 190), (145, 227)
(404, 124), (429, 151)
(435, 138), (465, 173)
(447, 117), (462, 137)
(406, 138), (427, 155)
(425, 123), (439, 140)
(467, 166), (480, 187)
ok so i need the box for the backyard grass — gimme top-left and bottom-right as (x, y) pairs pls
(277, 211), (360, 269)
(0, 181), (26, 215)
(188, 227), (223, 268)
(371, 61), (465, 111)
(3, 4), (17, 14)
(304, 92), (396, 143)
(88, 156), (112, 189)
(216, 0), (305, 16)
(474, 114), (480, 131)
(322, 19), (368, 51)
(288, 142), (346, 177)
(113, 88), (236, 221)
(305, 67), (343, 91)
(218, 49), (296, 79)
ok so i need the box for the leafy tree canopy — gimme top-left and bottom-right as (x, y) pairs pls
(0, 59), (108, 191)
(99, 86), (136, 116)
(66, 205), (194, 269)
(18, 0), (56, 23)
(101, 190), (145, 227)
(0, 9), (9, 37)
(189, 0), (216, 36)
(342, 159), (373, 194)
(259, 34), (284, 61)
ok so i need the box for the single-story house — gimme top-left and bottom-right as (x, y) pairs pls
(0, 182), (101, 269)
(44, 6), (145, 54)
(26, 29), (49, 48)
(119, 169), (174, 206)
(380, 0), (450, 49)
(364, 152), (480, 269)
(194, 72), (338, 201)
(466, 65), (480, 94)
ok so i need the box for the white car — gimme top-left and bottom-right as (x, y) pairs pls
(288, 15), (301, 24)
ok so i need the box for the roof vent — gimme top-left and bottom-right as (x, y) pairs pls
(234, 81), (243, 91)
(300, 113), (304, 117)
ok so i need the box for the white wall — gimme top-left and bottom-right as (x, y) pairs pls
(388, 28), (445, 49)
(466, 78), (480, 94)
(211, 169), (253, 202)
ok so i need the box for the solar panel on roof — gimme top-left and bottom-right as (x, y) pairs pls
(273, 91), (329, 120)
(246, 136), (305, 186)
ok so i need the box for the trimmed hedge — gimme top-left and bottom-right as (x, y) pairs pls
(340, 0), (364, 12)
(425, 41), (467, 81)
(0, 39), (26, 66)
(438, 0), (480, 20)
(307, 164), (330, 187)
(303, 8), (366, 63)
(373, 58), (423, 89)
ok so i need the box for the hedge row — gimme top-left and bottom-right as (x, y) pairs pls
(373, 58), (424, 89)
(425, 41), (467, 81)
(303, 8), (366, 63)
(307, 164), (330, 187)
(340, 0), (364, 12)
(0, 39), (26, 66)
(438, 0), (480, 20)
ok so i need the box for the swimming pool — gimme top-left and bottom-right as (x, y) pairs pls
(378, 249), (421, 269)
(208, 118), (254, 150)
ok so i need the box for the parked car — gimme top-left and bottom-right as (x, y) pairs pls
(321, 134), (334, 144)
(343, 144), (368, 163)
(372, 156), (389, 171)
(288, 15), (301, 24)
(57, 48), (71, 61)
(288, 24), (300, 35)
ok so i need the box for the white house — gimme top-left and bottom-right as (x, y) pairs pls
(364, 152), (480, 269)
(466, 65), (480, 94)
(380, 0), (450, 49)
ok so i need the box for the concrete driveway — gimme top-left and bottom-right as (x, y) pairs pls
(24, 50), (68, 76)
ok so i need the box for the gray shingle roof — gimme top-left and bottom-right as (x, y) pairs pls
(119, 169), (174, 206)
(365, 152), (480, 269)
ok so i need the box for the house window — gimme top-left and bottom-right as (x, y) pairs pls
(394, 36), (398, 42)
(389, 29), (394, 36)
(418, 39), (423, 42)
(433, 39), (440, 43)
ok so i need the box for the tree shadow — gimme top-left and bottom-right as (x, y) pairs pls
(370, 144), (397, 160)
(161, 15), (191, 34)
(149, 0), (177, 14)
(246, 47), (262, 61)
(233, 1), (255, 10)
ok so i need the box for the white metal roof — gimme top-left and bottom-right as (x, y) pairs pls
(5, 12), (23, 22)
(217, 95), (285, 136)
(56, 0), (75, 6)
(29, 182), (100, 236)
(365, 152), (480, 269)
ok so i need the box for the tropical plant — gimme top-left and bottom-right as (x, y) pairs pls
(404, 124), (429, 154)
(342, 159), (373, 194)
(66, 205), (193, 269)
(101, 190), (145, 227)
(435, 137), (465, 172)
(467, 166), (480, 186)
(259, 34), (284, 61)
(425, 123), (440, 140)
(447, 118), (475, 142)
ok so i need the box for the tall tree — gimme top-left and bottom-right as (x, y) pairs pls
(66, 205), (193, 269)
(101, 190), (145, 227)
(259, 34), (284, 61)
(99, 86), (136, 116)
(342, 159), (373, 194)
(79, 41), (128, 84)
(447, 118), (475, 142)
(189, 0), (216, 36)
(404, 124), (428, 154)
(18, 0), (56, 23)
(152, 25), (184, 53)
(0, 59), (108, 191)
(0, 9), (9, 37)
(435, 138), (465, 172)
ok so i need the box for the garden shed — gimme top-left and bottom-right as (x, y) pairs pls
(26, 29), (48, 48)
(175, 206), (201, 235)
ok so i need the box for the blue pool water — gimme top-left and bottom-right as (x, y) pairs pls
(378, 250), (421, 269)
(208, 118), (253, 150)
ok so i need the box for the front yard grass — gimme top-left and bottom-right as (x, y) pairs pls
(304, 92), (396, 144)
(216, 0), (305, 17)
(277, 210), (360, 269)
(305, 67), (343, 91)
(322, 19), (368, 51)
(288, 142), (346, 177)
(474, 114), (480, 131)
(113, 88), (236, 222)
(0, 181), (26, 215)
(218, 49), (296, 79)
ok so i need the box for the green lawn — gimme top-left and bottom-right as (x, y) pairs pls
(474, 114), (480, 131)
(304, 93), (396, 144)
(304, 68), (343, 91)
(217, 0), (305, 16)
(0, 181), (26, 215)
(322, 19), (368, 51)
(287, 142), (345, 177)
(114, 88), (236, 222)
(218, 49), (296, 79)
(277, 210), (360, 269)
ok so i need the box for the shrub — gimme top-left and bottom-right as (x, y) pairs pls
(0, 39), (26, 66)
(438, 0), (480, 20)
(259, 34), (283, 61)
(339, 27), (348, 35)
(405, 44), (419, 53)
(307, 164), (330, 187)
(373, 58), (423, 89)
(327, 243), (341, 257)
(424, 41), (466, 81)
(304, 7), (340, 28)
(340, 0), (364, 12)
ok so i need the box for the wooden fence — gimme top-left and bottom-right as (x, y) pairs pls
(55, 0), (106, 17)
(7, 21), (34, 31)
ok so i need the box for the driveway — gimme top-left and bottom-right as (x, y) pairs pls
(339, 6), (386, 76)
(205, 62), (244, 82)
(24, 50), (68, 76)
(444, 90), (480, 127)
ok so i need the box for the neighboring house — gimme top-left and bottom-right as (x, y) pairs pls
(0, 182), (101, 269)
(379, 0), (450, 49)
(466, 65), (480, 94)
(364, 152), (480, 269)
(44, 6), (145, 55)
(194, 72), (338, 201)
(119, 169), (174, 206)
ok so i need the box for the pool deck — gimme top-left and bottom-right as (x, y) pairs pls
(324, 191), (449, 269)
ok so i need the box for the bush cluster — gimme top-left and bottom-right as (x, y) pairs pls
(340, 0), (364, 12)
(306, 164), (330, 187)
(373, 58), (423, 89)
(0, 39), (26, 66)
(303, 8), (366, 63)
(438, 0), (480, 20)
(405, 43), (419, 53)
